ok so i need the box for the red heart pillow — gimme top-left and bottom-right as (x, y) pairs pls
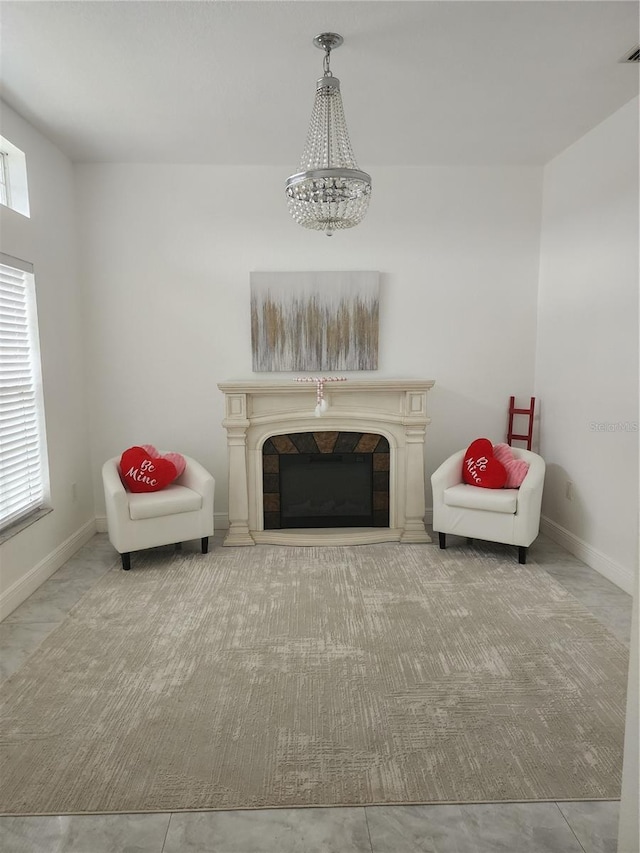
(119, 446), (180, 493)
(493, 443), (530, 488)
(462, 438), (507, 489)
(140, 445), (186, 478)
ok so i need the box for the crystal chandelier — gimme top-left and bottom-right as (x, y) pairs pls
(286, 33), (372, 236)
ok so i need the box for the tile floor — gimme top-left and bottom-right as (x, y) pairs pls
(0, 531), (631, 853)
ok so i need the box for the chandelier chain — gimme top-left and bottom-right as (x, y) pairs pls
(326, 74), (332, 168)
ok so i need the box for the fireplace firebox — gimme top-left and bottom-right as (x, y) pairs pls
(280, 453), (373, 528)
(262, 432), (390, 530)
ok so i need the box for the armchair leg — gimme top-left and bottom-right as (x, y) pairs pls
(438, 532), (446, 550)
(518, 546), (527, 565)
(121, 552), (131, 571)
(201, 536), (209, 554)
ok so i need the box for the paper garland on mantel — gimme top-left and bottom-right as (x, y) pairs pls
(294, 376), (347, 416)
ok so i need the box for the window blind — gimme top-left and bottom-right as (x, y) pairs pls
(0, 254), (47, 530)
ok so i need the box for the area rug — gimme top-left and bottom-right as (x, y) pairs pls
(0, 541), (628, 815)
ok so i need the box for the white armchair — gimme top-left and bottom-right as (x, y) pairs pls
(431, 447), (545, 564)
(102, 454), (215, 570)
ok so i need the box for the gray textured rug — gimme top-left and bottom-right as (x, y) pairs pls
(0, 542), (628, 815)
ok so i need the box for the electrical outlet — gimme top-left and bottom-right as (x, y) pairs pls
(71, 482), (78, 502)
(565, 481), (574, 501)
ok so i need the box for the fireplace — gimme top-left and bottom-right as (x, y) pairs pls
(218, 378), (434, 546)
(262, 432), (389, 529)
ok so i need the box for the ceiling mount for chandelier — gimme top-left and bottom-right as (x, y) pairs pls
(285, 32), (372, 237)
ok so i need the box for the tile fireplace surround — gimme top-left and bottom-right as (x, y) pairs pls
(218, 379), (435, 546)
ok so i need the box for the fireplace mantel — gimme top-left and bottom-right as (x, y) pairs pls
(218, 379), (435, 546)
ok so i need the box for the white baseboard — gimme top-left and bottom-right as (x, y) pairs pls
(540, 515), (635, 594)
(95, 513), (230, 535)
(0, 518), (97, 621)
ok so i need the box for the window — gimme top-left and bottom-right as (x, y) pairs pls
(0, 152), (10, 207)
(0, 136), (30, 218)
(0, 253), (49, 532)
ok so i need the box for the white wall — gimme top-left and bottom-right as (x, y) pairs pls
(74, 164), (543, 522)
(0, 103), (94, 616)
(535, 98), (639, 593)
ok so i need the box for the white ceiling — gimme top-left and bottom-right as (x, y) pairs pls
(1, 1), (638, 166)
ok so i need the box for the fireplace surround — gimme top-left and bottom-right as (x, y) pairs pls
(218, 379), (435, 546)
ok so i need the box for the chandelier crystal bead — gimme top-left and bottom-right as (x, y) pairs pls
(286, 33), (372, 236)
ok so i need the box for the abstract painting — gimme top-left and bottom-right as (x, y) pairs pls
(250, 271), (379, 372)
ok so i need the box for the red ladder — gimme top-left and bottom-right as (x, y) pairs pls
(507, 396), (535, 450)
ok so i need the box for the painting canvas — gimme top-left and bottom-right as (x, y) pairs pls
(250, 271), (379, 372)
